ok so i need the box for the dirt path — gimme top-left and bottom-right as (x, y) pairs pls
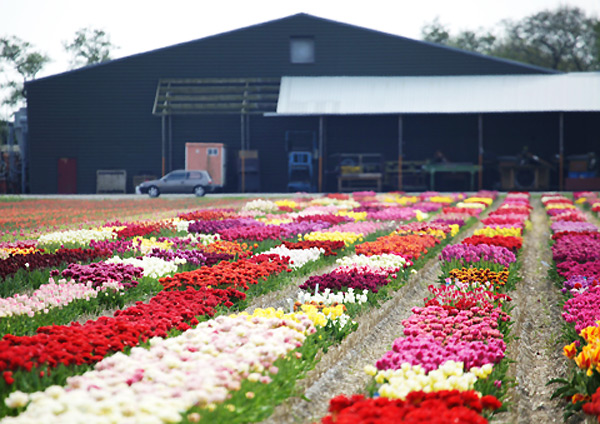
(261, 218), (486, 424)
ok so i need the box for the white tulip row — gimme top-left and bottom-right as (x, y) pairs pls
(259, 246), (324, 269)
(105, 256), (182, 279)
(37, 228), (118, 246)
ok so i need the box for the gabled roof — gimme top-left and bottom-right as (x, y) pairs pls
(275, 73), (600, 115)
(27, 13), (554, 85)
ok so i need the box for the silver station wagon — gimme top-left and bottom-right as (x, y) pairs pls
(135, 169), (213, 197)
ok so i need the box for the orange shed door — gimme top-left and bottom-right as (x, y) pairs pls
(186, 143), (225, 186)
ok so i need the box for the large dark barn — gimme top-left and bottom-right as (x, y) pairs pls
(24, 13), (600, 194)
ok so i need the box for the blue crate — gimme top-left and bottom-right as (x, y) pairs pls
(568, 171), (595, 179)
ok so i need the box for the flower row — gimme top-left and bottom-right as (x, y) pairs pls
(544, 193), (600, 421)
(2, 307), (350, 423)
(0, 247), (113, 281)
(315, 191), (509, 423)
(371, 192), (526, 418)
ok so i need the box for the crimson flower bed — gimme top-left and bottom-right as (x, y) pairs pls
(316, 391), (501, 424)
(158, 254), (290, 291)
(0, 248), (111, 279)
(0, 286), (244, 373)
(462, 235), (523, 252)
(281, 240), (345, 256)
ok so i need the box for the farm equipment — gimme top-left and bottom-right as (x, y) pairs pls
(286, 131), (317, 192)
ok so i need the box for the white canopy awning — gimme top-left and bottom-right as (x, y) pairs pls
(275, 73), (600, 115)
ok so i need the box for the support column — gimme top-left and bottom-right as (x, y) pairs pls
(7, 122), (15, 193)
(398, 115), (403, 191)
(168, 115), (173, 173)
(318, 116), (324, 192)
(247, 114), (251, 150)
(240, 113), (245, 193)
(559, 112), (564, 191)
(161, 114), (166, 176)
(478, 114), (483, 191)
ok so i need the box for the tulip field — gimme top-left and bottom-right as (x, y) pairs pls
(0, 191), (599, 423)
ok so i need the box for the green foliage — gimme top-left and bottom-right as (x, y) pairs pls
(63, 28), (117, 69)
(504, 6), (599, 71)
(0, 267), (55, 298)
(0, 36), (48, 79)
(0, 119), (8, 145)
(422, 6), (600, 71)
(474, 357), (516, 413)
(0, 36), (49, 108)
(549, 369), (600, 420)
(248, 238), (292, 254)
(0, 196), (22, 203)
(421, 18), (450, 45)
(422, 18), (497, 56)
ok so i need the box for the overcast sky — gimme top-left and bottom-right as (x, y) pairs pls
(1, 0), (600, 117)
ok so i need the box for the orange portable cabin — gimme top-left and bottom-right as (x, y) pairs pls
(185, 142), (226, 187)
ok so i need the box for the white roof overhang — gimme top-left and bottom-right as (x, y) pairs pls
(273, 73), (600, 115)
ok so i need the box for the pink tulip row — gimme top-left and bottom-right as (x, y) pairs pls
(375, 192), (513, 375)
(323, 221), (389, 235)
(544, 193), (600, 322)
(375, 192), (525, 391)
(367, 208), (417, 221)
(402, 303), (504, 343)
(0, 278), (108, 318)
(440, 244), (516, 268)
(543, 192), (600, 418)
(376, 333), (506, 373)
(544, 193), (600, 295)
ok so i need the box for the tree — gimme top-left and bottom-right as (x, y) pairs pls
(502, 7), (599, 71)
(0, 36), (49, 107)
(63, 28), (117, 69)
(594, 20), (600, 64)
(422, 19), (497, 56)
(421, 18), (450, 45)
(421, 6), (600, 71)
(452, 30), (497, 56)
(0, 119), (8, 145)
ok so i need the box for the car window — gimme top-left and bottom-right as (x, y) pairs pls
(188, 171), (205, 180)
(165, 171), (186, 180)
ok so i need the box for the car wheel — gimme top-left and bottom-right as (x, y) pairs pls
(148, 186), (160, 198)
(193, 185), (206, 197)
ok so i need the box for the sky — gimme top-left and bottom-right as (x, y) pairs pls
(1, 0), (600, 117)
